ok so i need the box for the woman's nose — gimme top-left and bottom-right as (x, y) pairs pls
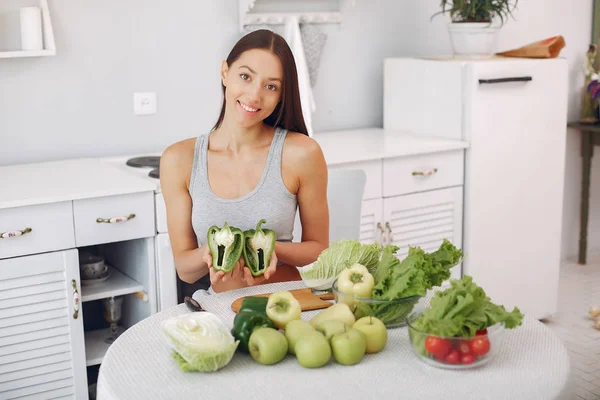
(246, 81), (261, 102)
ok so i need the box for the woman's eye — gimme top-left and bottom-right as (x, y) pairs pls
(240, 73), (250, 80)
(266, 84), (278, 91)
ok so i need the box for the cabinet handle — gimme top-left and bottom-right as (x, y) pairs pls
(377, 222), (386, 245)
(385, 222), (394, 243)
(0, 227), (32, 239)
(96, 213), (136, 224)
(412, 168), (437, 177)
(72, 279), (80, 319)
(478, 76), (532, 84)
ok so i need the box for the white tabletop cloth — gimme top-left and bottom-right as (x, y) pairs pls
(96, 281), (575, 400)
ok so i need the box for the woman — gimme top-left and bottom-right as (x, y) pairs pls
(160, 29), (329, 294)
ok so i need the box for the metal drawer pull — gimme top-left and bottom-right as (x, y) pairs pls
(478, 76), (532, 84)
(377, 222), (386, 245)
(0, 227), (32, 239)
(385, 221), (394, 243)
(72, 279), (80, 319)
(96, 213), (136, 224)
(412, 168), (438, 176)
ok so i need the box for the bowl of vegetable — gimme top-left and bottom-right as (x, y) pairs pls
(406, 312), (506, 369)
(331, 274), (423, 329)
(405, 275), (524, 369)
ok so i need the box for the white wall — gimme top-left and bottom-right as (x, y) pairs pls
(0, 0), (597, 260)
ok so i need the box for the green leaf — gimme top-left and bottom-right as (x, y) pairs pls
(432, 0), (519, 25)
(412, 275), (524, 337)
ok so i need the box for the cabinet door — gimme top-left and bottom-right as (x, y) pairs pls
(463, 60), (567, 318)
(0, 250), (87, 399)
(383, 187), (463, 280)
(359, 198), (383, 245)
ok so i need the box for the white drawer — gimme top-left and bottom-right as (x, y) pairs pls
(329, 159), (382, 200)
(0, 201), (75, 259)
(383, 150), (464, 197)
(73, 192), (155, 247)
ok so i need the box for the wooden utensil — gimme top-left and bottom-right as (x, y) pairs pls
(231, 288), (334, 313)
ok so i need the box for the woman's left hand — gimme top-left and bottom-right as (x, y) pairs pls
(243, 251), (277, 286)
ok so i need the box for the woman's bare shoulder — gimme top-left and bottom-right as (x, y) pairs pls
(160, 137), (198, 185)
(161, 138), (196, 166)
(283, 131), (325, 165)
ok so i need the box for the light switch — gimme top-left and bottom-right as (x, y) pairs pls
(133, 92), (157, 115)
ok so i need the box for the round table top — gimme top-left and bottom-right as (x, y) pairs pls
(96, 281), (574, 400)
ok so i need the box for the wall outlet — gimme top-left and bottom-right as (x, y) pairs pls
(133, 92), (157, 115)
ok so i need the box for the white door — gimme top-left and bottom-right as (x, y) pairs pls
(463, 59), (567, 319)
(359, 198), (383, 245)
(155, 233), (178, 312)
(382, 187), (463, 280)
(0, 249), (87, 399)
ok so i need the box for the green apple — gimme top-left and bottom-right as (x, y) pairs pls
(266, 291), (302, 330)
(310, 303), (356, 328)
(353, 316), (388, 353)
(331, 328), (367, 365)
(294, 331), (331, 368)
(285, 319), (315, 355)
(315, 320), (347, 341)
(249, 327), (288, 365)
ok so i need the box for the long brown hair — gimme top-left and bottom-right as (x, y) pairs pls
(212, 29), (309, 136)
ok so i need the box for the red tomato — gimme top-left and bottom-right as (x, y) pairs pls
(444, 349), (460, 364)
(461, 353), (476, 364)
(425, 336), (452, 357)
(470, 337), (491, 356)
(456, 340), (471, 354)
(476, 329), (488, 336)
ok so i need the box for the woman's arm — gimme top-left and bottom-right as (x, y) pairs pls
(276, 135), (330, 267)
(160, 140), (209, 284)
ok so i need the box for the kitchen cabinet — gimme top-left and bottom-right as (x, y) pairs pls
(0, 159), (158, 399)
(383, 56), (568, 320)
(0, 250), (87, 399)
(357, 169), (463, 282)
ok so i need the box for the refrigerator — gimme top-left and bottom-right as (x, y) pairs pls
(383, 57), (568, 320)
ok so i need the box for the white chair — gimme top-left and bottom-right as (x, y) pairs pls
(292, 168), (367, 243)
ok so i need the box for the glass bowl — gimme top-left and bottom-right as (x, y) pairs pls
(406, 312), (506, 370)
(331, 278), (423, 328)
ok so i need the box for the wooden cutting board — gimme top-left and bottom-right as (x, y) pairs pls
(231, 288), (334, 313)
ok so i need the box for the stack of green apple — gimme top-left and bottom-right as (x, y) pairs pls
(246, 290), (388, 368)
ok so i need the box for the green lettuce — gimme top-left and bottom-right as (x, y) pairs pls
(412, 275), (524, 337)
(372, 239), (463, 300)
(299, 240), (382, 281)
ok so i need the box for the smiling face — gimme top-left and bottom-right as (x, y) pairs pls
(221, 49), (283, 129)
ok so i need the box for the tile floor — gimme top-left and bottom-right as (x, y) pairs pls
(545, 253), (600, 400)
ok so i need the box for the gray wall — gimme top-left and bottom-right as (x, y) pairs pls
(0, 0), (598, 261)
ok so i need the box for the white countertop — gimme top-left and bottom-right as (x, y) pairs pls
(0, 158), (157, 209)
(314, 128), (469, 165)
(0, 129), (469, 210)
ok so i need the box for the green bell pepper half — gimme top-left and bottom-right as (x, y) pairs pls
(231, 311), (275, 353)
(243, 219), (277, 277)
(206, 222), (244, 273)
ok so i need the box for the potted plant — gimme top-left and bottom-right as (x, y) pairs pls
(432, 0), (519, 58)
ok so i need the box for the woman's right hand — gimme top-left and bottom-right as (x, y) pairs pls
(203, 244), (248, 291)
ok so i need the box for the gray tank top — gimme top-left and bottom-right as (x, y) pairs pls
(189, 127), (298, 249)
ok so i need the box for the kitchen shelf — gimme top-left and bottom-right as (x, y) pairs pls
(85, 328), (112, 366)
(81, 265), (144, 303)
(0, 49), (55, 58)
(238, 0), (341, 32)
(0, 0), (56, 59)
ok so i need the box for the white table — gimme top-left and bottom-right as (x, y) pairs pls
(96, 281), (575, 400)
